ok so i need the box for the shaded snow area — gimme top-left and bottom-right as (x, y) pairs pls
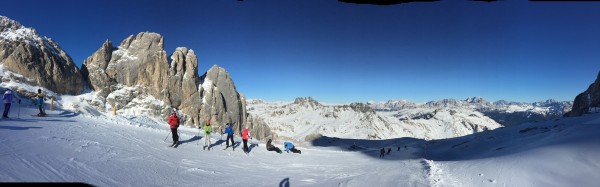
(1, 97), (600, 186)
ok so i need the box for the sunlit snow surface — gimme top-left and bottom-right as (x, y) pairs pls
(1, 94), (599, 186)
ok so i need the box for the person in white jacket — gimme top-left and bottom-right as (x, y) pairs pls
(2, 89), (13, 118)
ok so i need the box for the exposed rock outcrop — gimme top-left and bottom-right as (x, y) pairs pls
(81, 32), (253, 136)
(0, 16), (84, 94)
(198, 65), (247, 133)
(566, 71), (600, 117)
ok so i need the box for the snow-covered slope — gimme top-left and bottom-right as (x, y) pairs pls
(1, 93), (599, 186)
(248, 97), (503, 142)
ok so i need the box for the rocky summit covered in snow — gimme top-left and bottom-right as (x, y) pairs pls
(0, 15), (84, 94)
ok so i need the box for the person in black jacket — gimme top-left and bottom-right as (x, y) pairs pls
(266, 139), (282, 154)
(380, 148), (385, 158)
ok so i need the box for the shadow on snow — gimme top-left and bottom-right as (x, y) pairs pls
(310, 115), (600, 162)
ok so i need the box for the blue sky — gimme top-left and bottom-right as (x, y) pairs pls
(1, 0), (599, 103)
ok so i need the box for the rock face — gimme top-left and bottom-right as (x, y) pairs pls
(198, 65), (248, 133)
(0, 16), (84, 94)
(81, 32), (250, 134)
(567, 71), (600, 117)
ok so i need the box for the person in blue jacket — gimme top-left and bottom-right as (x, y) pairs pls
(284, 141), (301, 154)
(224, 123), (235, 150)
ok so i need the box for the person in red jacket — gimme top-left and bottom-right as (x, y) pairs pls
(242, 126), (251, 153)
(168, 110), (180, 147)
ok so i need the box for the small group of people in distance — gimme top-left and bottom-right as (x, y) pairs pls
(2, 88), (47, 119)
(380, 145), (408, 158)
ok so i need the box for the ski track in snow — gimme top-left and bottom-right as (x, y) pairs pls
(421, 159), (462, 187)
(0, 105), (441, 186)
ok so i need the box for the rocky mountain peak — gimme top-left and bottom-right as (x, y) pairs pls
(0, 15), (84, 94)
(293, 97), (322, 107)
(0, 15), (25, 32)
(567, 70), (600, 117)
(119, 32), (164, 51)
(465, 97), (486, 104)
(82, 31), (252, 136)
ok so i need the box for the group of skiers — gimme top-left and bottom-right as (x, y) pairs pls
(166, 111), (298, 154)
(380, 148), (392, 158)
(379, 146), (408, 158)
(2, 88), (46, 119)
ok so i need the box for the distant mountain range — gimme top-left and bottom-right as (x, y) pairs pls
(368, 97), (573, 127)
(247, 97), (573, 142)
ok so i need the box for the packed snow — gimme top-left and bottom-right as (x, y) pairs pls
(1, 90), (600, 186)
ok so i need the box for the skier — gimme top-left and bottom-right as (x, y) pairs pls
(266, 139), (282, 154)
(2, 89), (13, 118)
(242, 126), (251, 153)
(203, 119), (213, 150)
(167, 110), (180, 147)
(224, 123), (235, 150)
(284, 141), (301, 154)
(387, 148), (391, 155)
(35, 89), (46, 116)
(380, 148), (385, 158)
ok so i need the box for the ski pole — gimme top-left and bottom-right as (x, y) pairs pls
(18, 99), (21, 119)
(196, 127), (202, 145)
(163, 131), (171, 142)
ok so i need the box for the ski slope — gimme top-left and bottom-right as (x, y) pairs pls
(1, 97), (600, 186)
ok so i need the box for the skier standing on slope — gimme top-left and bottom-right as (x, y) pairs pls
(203, 119), (213, 150)
(167, 110), (180, 147)
(284, 141), (301, 154)
(35, 89), (46, 116)
(224, 123), (235, 150)
(380, 148), (385, 158)
(2, 89), (13, 118)
(242, 126), (251, 153)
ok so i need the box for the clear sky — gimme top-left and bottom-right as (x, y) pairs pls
(1, 0), (599, 103)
